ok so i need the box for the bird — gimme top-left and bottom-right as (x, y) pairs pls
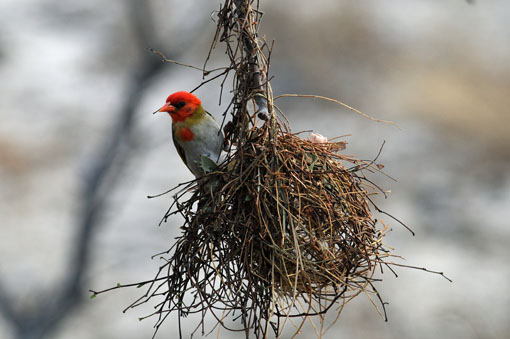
(156, 91), (224, 178)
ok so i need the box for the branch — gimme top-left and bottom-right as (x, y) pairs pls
(0, 281), (22, 329)
(234, 0), (269, 117)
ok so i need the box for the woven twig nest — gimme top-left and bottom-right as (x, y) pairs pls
(88, 2), (451, 337)
(154, 122), (392, 337)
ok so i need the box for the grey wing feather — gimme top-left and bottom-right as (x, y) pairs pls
(206, 110), (226, 151)
(172, 124), (193, 173)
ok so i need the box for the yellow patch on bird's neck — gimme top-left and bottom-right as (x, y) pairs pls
(170, 104), (205, 124)
(184, 105), (206, 124)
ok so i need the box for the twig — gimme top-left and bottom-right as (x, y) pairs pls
(274, 94), (400, 128)
(148, 48), (227, 76)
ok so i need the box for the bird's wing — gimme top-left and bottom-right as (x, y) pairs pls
(205, 110), (227, 151)
(172, 124), (193, 173)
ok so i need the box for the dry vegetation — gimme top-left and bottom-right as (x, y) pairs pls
(90, 1), (449, 338)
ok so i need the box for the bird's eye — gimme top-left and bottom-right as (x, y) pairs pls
(174, 101), (186, 109)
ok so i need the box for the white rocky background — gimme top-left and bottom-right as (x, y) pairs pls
(0, 1), (508, 338)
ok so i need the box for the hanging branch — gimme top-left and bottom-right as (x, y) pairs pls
(233, 0), (270, 118)
(206, 0), (273, 147)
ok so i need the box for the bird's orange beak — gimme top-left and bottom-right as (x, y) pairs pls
(157, 103), (175, 114)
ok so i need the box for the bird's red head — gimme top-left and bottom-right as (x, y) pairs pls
(158, 91), (202, 123)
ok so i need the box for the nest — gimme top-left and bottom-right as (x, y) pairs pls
(146, 122), (394, 338)
(89, 3), (451, 337)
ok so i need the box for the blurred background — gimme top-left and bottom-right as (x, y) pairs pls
(0, 0), (508, 338)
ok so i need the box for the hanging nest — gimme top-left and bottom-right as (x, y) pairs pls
(89, 1), (450, 338)
(144, 121), (395, 338)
